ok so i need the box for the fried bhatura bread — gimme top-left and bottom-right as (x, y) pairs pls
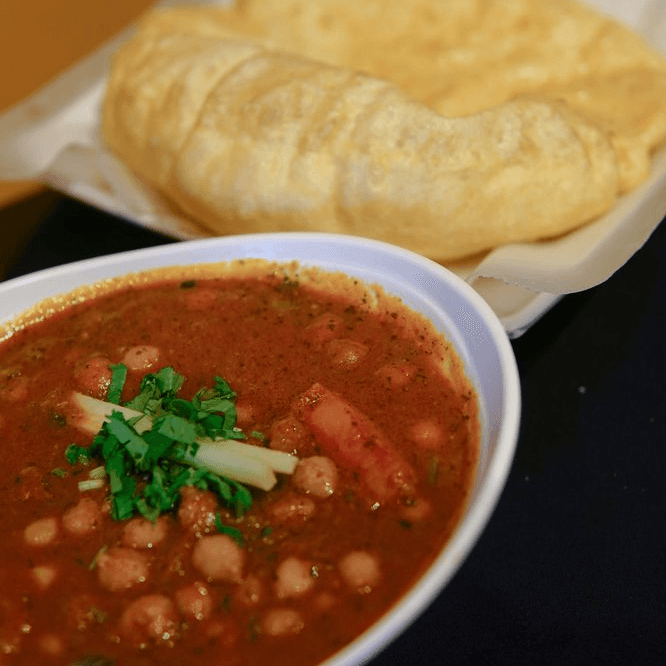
(216, 0), (666, 193)
(101, 9), (619, 261)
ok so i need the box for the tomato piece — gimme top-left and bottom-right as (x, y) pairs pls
(293, 383), (416, 503)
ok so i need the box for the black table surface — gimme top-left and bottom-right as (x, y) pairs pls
(2, 195), (665, 665)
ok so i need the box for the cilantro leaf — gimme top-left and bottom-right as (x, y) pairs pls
(107, 363), (128, 404)
(215, 513), (245, 546)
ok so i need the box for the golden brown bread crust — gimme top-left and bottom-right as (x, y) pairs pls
(100, 1), (666, 261)
(222, 0), (666, 192)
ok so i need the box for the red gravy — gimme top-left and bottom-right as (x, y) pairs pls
(0, 260), (479, 666)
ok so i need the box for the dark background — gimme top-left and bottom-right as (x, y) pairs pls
(2, 194), (665, 665)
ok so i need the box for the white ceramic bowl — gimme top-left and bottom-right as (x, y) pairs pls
(0, 232), (520, 666)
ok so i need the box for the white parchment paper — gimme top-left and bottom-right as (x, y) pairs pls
(0, 0), (664, 336)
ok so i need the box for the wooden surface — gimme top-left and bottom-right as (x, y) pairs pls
(0, 0), (156, 209)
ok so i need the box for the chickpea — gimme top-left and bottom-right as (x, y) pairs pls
(192, 534), (245, 583)
(119, 595), (179, 644)
(74, 355), (113, 399)
(267, 494), (316, 523)
(292, 456), (338, 498)
(96, 547), (150, 592)
(326, 339), (369, 367)
(175, 582), (214, 622)
(122, 516), (169, 549)
(261, 608), (305, 637)
(121, 345), (161, 371)
(339, 551), (381, 592)
(274, 557), (316, 599)
(178, 487), (218, 536)
(24, 517), (58, 547)
(62, 497), (103, 536)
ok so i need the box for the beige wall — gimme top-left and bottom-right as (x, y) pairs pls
(0, 0), (155, 209)
(0, 0), (157, 277)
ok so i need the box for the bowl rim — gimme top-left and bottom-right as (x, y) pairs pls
(0, 231), (521, 666)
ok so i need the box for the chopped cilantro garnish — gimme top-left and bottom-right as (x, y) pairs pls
(66, 365), (253, 529)
(65, 443), (92, 465)
(215, 513), (245, 546)
(107, 363), (128, 404)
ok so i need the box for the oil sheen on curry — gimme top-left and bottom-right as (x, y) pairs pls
(0, 260), (479, 666)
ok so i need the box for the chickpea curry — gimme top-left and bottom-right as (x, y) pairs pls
(0, 261), (479, 666)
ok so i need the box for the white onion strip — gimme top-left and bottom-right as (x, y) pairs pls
(70, 392), (298, 490)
